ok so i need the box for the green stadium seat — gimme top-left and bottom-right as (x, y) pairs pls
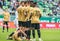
(0, 14), (4, 18)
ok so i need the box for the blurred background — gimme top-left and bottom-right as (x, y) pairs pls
(0, 0), (60, 28)
(0, 0), (60, 41)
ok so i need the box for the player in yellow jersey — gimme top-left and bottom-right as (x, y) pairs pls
(7, 27), (28, 41)
(2, 9), (10, 32)
(16, 1), (30, 39)
(17, 1), (26, 28)
(7, 1), (28, 40)
(31, 2), (42, 41)
(12, 27), (27, 41)
(23, 1), (34, 40)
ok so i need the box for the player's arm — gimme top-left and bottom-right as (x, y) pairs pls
(17, 7), (21, 14)
(38, 9), (42, 18)
(15, 11), (18, 19)
(20, 30), (27, 37)
(25, 11), (31, 21)
(25, 8), (33, 21)
(8, 12), (10, 17)
(8, 12), (10, 21)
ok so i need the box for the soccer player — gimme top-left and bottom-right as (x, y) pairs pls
(14, 1), (25, 30)
(7, 1), (28, 40)
(24, 1), (33, 40)
(16, 1), (26, 30)
(7, 27), (27, 41)
(12, 27), (27, 41)
(31, 2), (42, 41)
(17, 1), (29, 38)
(2, 8), (10, 32)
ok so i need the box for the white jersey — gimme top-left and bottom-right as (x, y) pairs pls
(14, 11), (19, 30)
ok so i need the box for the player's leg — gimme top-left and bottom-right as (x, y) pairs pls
(37, 29), (42, 41)
(16, 21), (19, 30)
(32, 29), (35, 38)
(2, 26), (5, 32)
(20, 21), (25, 37)
(18, 21), (22, 28)
(26, 21), (31, 40)
(7, 21), (20, 40)
(2, 21), (5, 32)
(37, 29), (40, 38)
(14, 19), (19, 30)
(9, 32), (15, 37)
(36, 23), (42, 41)
(7, 28), (21, 40)
(7, 32), (15, 40)
(25, 30), (31, 39)
(18, 21), (27, 38)
(31, 23), (36, 41)
(6, 21), (9, 32)
(36, 23), (40, 38)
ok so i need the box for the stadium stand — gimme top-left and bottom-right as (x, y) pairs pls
(0, 0), (60, 22)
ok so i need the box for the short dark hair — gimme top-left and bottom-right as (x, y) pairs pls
(20, 1), (25, 4)
(31, 2), (37, 7)
(24, 1), (31, 4)
(33, 2), (37, 5)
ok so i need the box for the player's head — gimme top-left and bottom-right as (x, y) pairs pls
(20, 1), (25, 7)
(31, 2), (37, 7)
(33, 2), (37, 7)
(24, 1), (30, 7)
(30, 1), (34, 7)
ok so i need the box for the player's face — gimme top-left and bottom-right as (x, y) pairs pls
(25, 2), (30, 7)
(21, 2), (25, 7)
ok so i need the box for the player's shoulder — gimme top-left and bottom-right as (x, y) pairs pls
(36, 7), (40, 11)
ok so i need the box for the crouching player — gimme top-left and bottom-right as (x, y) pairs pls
(12, 27), (27, 41)
(7, 27), (28, 41)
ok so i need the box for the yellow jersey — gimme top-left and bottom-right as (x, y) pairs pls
(12, 31), (22, 41)
(25, 6), (33, 21)
(17, 6), (25, 21)
(3, 11), (10, 21)
(31, 7), (41, 23)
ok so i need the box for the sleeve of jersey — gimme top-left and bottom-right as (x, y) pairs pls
(38, 9), (42, 18)
(8, 13), (10, 21)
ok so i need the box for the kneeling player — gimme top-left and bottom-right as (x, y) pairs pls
(12, 27), (27, 41)
(7, 27), (27, 40)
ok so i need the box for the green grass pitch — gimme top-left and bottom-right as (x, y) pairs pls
(0, 27), (60, 41)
